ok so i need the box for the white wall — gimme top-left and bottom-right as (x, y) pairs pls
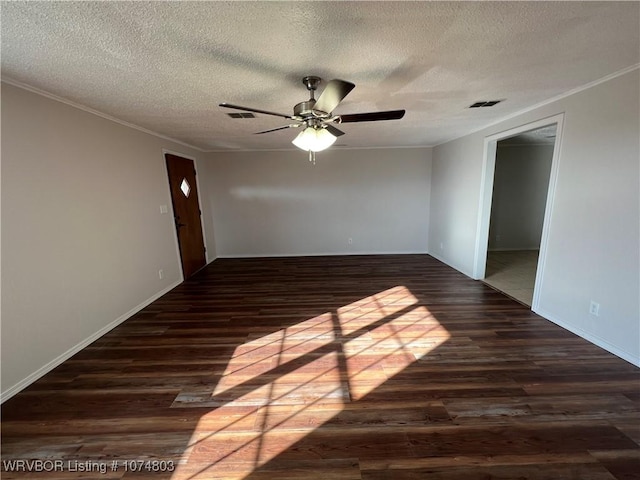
(488, 144), (554, 250)
(0, 83), (213, 399)
(427, 134), (481, 275)
(429, 68), (640, 365)
(4, 69), (636, 402)
(199, 148), (431, 257)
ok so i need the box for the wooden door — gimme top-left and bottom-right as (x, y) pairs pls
(165, 154), (206, 279)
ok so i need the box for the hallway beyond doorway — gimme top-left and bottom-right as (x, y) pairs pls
(483, 250), (538, 306)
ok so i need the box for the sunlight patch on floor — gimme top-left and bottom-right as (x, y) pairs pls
(336, 285), (418, 335)
(344, 306), (451, 399)
(171, 286), (450, 479)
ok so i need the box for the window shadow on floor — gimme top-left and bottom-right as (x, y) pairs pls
(2, 255), (637, 480)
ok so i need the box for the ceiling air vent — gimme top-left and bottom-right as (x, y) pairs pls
(227, 112), (256, 118)
(469, 100), (502, 108)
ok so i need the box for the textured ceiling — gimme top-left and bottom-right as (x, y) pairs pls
(1, 1), (639, 152)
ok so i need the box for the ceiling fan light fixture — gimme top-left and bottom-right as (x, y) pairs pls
(221, 76), (406, 157)
(292, 126), (336, 152)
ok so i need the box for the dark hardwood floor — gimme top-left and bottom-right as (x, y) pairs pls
(2, 255), (639, 479)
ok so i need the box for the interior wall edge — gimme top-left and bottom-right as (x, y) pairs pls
(202, 147), (432, 258)
(429, 69), (639, 364)
(0, 78), (205, 153)
(427, 251), (474, 279)
(488, 247), (541, 252)
(534, 307), (640, 368)
(432, 63), (640, 149)
(1, 83), (207, 400)
(0, 279), (183, 403)
(215, 250), (430, 259)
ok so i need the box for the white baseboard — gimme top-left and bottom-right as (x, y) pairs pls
(427, 251), (475, 278)
(425, 253), (639, 367)
(216, 250), (429, 259)
(534, 307), (640, 367)
(0, 280), (182, 403)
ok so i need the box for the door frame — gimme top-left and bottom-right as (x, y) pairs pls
(162, 149), (209, 280)
(472, 113), (564, 310)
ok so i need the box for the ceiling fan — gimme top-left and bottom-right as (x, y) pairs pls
(220, 76), (406, 163)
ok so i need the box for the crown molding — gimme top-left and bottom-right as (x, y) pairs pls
(1, 76), (205, 152)
(434, 63), (640, 147)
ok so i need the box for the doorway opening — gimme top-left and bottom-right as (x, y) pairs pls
(474, 114), (564, 310)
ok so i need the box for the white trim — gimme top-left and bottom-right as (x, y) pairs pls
(534, 307), (640, 368)
(0, 78), (433, 153)
(0, 280), (182, 403)
(417, 251), (474, 279)
(531, 116), (564, 310)
(473, 139), (497, 280)
(162, 148), (198, 162)
(497, 143), (556, 148)
(434, 64), (640, 148)
(216, 250), (429, 259)
(192, 156), (212, 265)
(484, 114), (565, 145)
(1, 77), (204, 152)
(487, 247), (541, 252)
(4, 65), (637, 155)
(473, 113), (565, 292)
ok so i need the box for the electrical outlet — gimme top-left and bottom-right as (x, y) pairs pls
(159, 205), (169, 214)
(589, 301), (600, 316)
(158, 269), (164, 280)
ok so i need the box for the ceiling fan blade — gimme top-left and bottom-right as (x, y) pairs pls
(254, 124), (300, 135)
(324, 124), (345, 137)
(219, 103), (293, 119)
(339, 110), (406, 123)
(313, 79), (355, 114)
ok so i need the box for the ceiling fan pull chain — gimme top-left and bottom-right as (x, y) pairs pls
(309, 150), (316, 165)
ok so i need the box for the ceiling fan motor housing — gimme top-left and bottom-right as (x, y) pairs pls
(295, 76), (333, 119)
(220, 75), (405, 138)
(293, 100), (317, 118)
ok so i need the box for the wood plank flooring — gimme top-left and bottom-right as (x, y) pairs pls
(2, 255), (639, 479)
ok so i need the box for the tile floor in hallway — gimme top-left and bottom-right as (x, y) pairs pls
(484, 250), (539, 306)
